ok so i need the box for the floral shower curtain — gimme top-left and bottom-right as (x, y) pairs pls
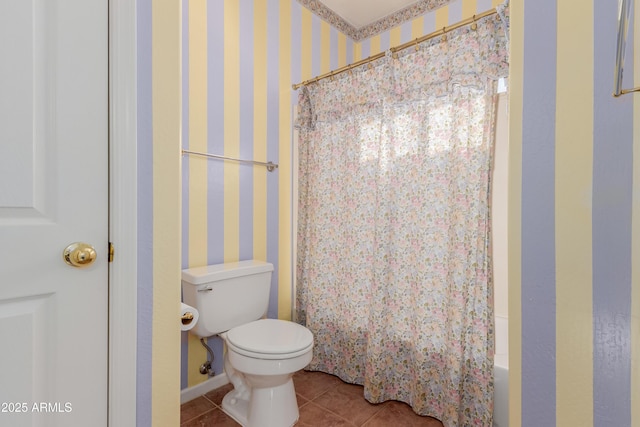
(296, 6), (508, 427)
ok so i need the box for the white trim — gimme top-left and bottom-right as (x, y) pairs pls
(180, 373), (230, 404)
(109, 0), (138, 425)
(291, 107), (299, 322)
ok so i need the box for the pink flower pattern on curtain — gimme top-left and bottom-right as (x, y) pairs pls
(296, 7), (508, 427)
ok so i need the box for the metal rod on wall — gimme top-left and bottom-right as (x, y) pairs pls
(292, 8), (497, 90)
(182, 149), (278, 172)
(613, 0), (640, 96)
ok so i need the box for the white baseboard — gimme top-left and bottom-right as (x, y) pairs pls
(180, 373), (230, 404)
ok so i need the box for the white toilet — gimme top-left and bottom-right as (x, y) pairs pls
(182, 260), (313, 427)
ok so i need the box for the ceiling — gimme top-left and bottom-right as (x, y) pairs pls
(318, 0), (419, 29)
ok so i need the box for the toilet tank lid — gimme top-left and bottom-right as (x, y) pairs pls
(182, 260), (274, 285)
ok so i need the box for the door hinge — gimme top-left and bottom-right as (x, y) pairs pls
(108, 242), (114, 263)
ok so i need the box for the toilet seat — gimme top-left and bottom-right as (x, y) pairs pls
(225, 319), (313, 360)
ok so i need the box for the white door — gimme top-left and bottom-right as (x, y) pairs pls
(0, 0), (108, 426)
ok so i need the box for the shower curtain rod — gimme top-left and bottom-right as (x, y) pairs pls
(182, 149), (279, 172)
(292, 8), (497, 90)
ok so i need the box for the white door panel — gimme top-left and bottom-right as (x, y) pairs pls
(0, 0), (108, 426)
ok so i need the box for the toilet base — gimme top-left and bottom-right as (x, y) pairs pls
(221, 377), (299, 427)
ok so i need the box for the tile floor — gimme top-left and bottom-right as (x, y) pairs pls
(181, 370), (444, 426)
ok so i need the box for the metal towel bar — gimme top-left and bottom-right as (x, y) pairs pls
(182, 149), (278, 172)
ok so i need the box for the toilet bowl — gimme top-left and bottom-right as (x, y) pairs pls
(220, 319), (313, 427)
(181, 261), (314, 427)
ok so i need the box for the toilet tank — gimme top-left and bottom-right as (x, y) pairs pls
(182, 260), (274, 338)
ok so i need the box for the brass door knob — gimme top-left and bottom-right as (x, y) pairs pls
(63, 242), (97, 267)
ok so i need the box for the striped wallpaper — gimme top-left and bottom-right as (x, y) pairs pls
(137, 0), (640, 426)
(179, 0), (500, 391)
(138, 0), (182, 426)
(510, 1), (640, 426)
